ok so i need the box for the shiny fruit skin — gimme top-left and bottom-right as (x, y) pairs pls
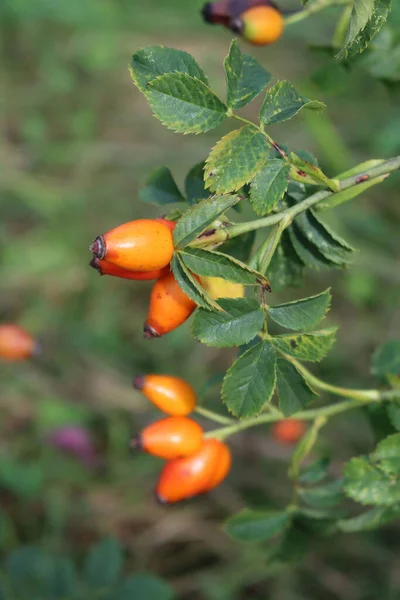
(240, 6), (284, 46)
(133, 416), (203, 459)
(90, 219), (174, 272)
(272, 419), (306, 445)
(89, 257), (169, 280)
(133, 374), (197, 416)
(0, 324), (39, 361)
(156, 438), (230, 503)
(203, 441), (232, 491)
(144, 271), (198, 338)
(155, 218), (176, 231)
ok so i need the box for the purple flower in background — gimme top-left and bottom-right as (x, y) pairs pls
(46, 426), (98, 467)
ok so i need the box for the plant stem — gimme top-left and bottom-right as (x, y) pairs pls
(189, 156), (400, 248)
(195, 406), (233, 425)
(284, 0), (351, 27)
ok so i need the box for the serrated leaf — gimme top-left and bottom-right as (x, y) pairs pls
(371, 433), (400, 474)
(289, 153), (340, 191)
(180, 247), (270, 286)
(371, 340), (400, 377)
(173, 194), (239, 248)
(267, 230), (304, 291)
(222, 340), (277, 418)
(171, 254), (220, 311)
(224, 509), (290, 542)
(337, 505), (400, 532)
(130, 46), (208, 94)
(84, 538), (122, 591)
(291, 205), (355, 266)
(299, 480), (345, 508)
(269, 289), (331, 331)
(147, 73), (227, 134)
(204, 126), (269, 194)
(119, 575), (175, 600)
(219, 230), (256, 262)
(260, 81), (325, 126)
(192, 298), (264, 347)
(338, 0), (392, 59)
(288, 224), (338, 270)
(184, 161), (209, 205)
(276, 359), (317, 416)
(139, 167), (184, 205)
(250, 159), (290, 215)
(271, 327), (337, 362)
(299, 457), (331, 484)
(224, 39), (271, 110)
(343, 457), (400, 506)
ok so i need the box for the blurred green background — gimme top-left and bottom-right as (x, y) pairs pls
(1, 0), (400, 597)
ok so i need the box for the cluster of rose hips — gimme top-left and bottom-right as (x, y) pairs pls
(89, 218), (198, 338)
(132, 374), (232, 503)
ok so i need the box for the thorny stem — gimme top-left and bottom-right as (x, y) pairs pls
(204, 359), (400, 440)
(189, 156), (400, 248)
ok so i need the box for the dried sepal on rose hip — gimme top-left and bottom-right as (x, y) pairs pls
(156, 438), (232, 504)
(272, 419), (306, 445)
(90, 218), (174, 272)
(132, 416), (203, 460)
(144, 271), (199, 338)
(0, 324), (41, 361)
(133, 374), (197, 416)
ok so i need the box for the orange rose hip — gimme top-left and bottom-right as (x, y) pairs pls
(144, 271), (198, 338)
(90, 219), (174, 272)
(272, 419), (306, 445)
(132, 416), (203, 459)
(232, 5), (284, 46)
(156, 438), (231, 503)
(133, 374), (197, 415)
(0, 324), (40, 361)
(89, 257), (169, 280)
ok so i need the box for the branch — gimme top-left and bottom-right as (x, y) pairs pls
(189, 156), (400, 248)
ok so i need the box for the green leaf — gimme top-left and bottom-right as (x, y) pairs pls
(147, 73), (227, 134)
(371, 340), (400, 377)
(299, 480), (345, 508)
(276, 359), (317, 416)
(173, 194), (239, 248)
(204, 126), (270, 194)
(180, 247), (270, 287)
(139, 167), (184, 206)
(315, 175), (388, 211)
(299, 457), (331, 484)
(119, 575), (175, 600)
(250, 159), (290, 216)
(387, 401), (400, 431)
(269, 289), (331, 331)
(130, 46), (208, 94)
(219, 230), (256, 263)
(337, 505), (400, 532)
(171, 254), (220, 311)
(184, 161), (209, 205)
(84, 538), (122, 591)
(289, 153), (340, 191)
(260, 81), (325, 126)
(338, 0), (392, 59)
(192, 298), (264, 347)
(343, 457), (400, 506)
(222, 340), (277, 418)
(291, 207), (355, 266)
(267, 230), (303, 291)
(288, 224), (339, 270)
(371, 433), (400, 474)
(271, 327), (337, 362)
(224, 39), (271, 110)
(224, 509), (290, 542)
